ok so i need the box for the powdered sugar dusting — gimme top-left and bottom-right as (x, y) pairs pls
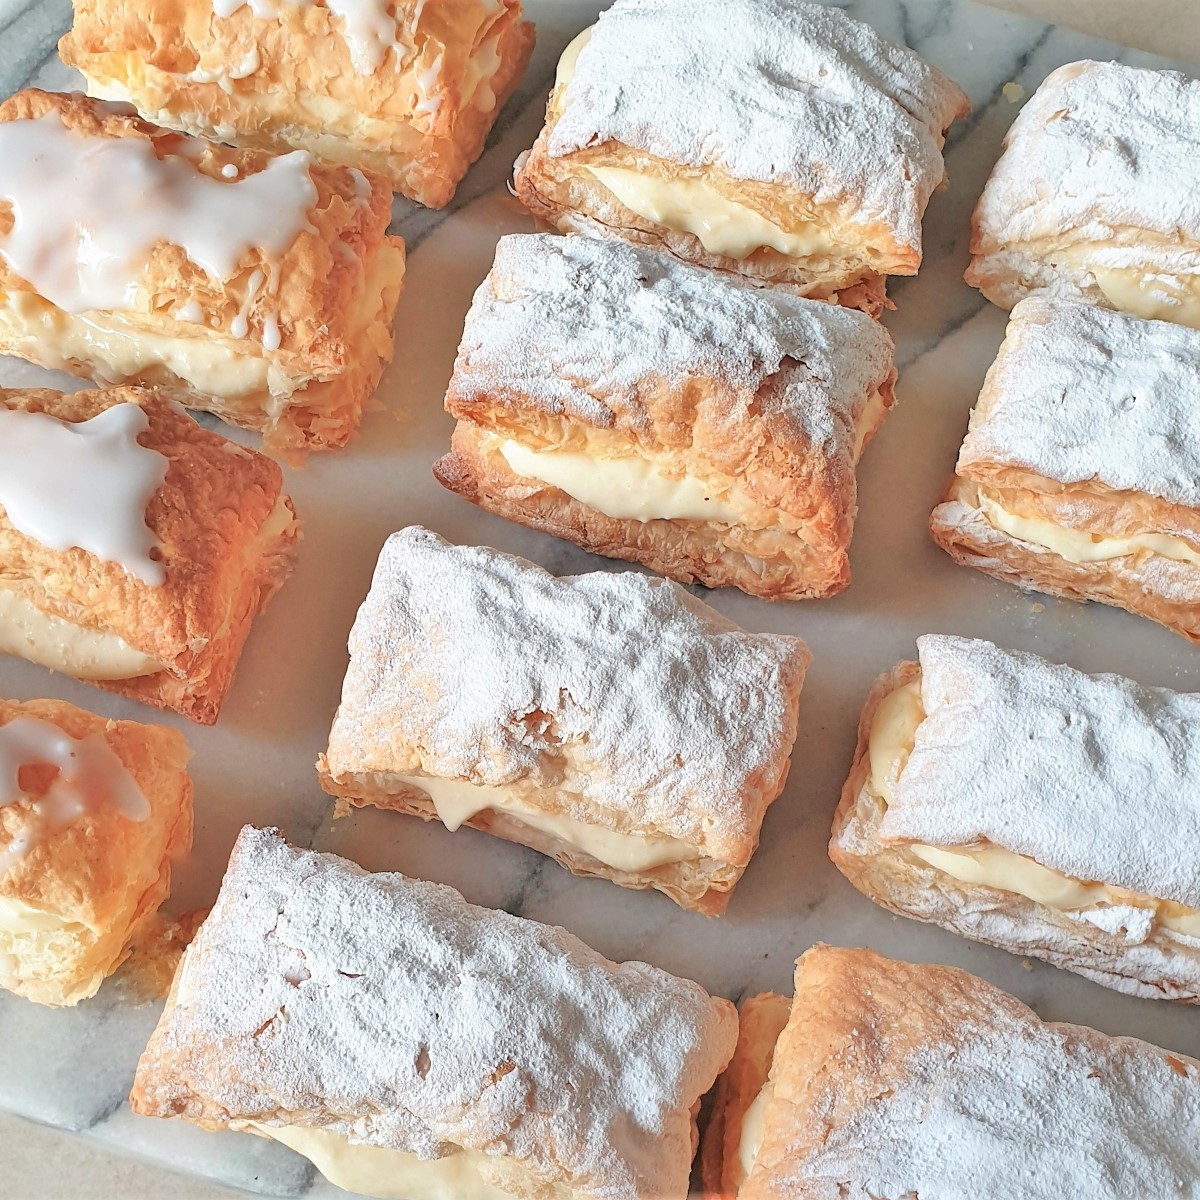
(974, 60), (1200, 256)
(548, 0), (966, 251)
(325, 527), (808, 854)
(140, 827), (736, 1196)
(451, 233), (895, 455)
(880, 635), (1200, 907)
(778, 952), (1200, 1197)
(959, 296), (1200, 508)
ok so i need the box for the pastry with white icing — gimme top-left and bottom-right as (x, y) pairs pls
(59, 0), (533, 209)
(0, 89), (405, 459)
(829, 635), (1200, 1002)
(433, 235), (897, 601)
(317, 527), (809, 914)
(131, 826), (738, 1199)
(930, 296), (1200, 643)
(966, 60), (1200, 329)
(512, 1), (967, 313)
(0, 383), (299, 724)
(703, 944), (1200, 1198)
(0, 695), (192, 1007)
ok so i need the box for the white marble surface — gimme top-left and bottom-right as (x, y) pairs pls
(1, 1), (1198, 1196)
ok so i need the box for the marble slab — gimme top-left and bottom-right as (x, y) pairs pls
(0, 1), (1198, 1196)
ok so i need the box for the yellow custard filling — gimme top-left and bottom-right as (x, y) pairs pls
(1090, 267), (1200, 331)
(397, 774), (699, 873)
(867, 678), (1200, 938)
(976, 490), (1200, 568)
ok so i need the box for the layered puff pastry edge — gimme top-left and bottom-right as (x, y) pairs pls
(0, 695), (192, 1007)
(0, 385), (299, 724)
(829, 635), (1200, 1003)
(514, 0), (967, 312)
(434, 234), (897, 602)
(131, 826), (738, 1200)
(318, 527), (810, 915)
(60, 0), (535, 209)
(930, 295), (1200, 644)
(0, 89), (405, 459)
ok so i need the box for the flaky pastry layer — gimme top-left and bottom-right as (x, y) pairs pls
(60, 1), (534, 208)
(0, 696), (192, 1007)
(0, 89), (404, 457)
(0, 385), (299, 724)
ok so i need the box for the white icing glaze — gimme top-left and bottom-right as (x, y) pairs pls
(0, 111), (316, 315)
(774, 953), (1200, 1197)
(960, 297), (1200, 510)
(327, 528), (807, 854)
(549, 0), (966, 251)
(210, 0), (400, 75)
(974, 60), (1200, 259)
(150, 827), (736, 1196)
(878, 636), (1200, 910)
(452, 234), (893, 456)
(0, 715), (149, 876)
(0, 403), (168, 584)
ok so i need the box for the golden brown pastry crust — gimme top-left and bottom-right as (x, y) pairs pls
(0, 89), (404, 458)
(829, 660), (1200, 1003)
(700, 992), (792, 1199)
(0, 695), (192, 1007)
(59, 2), (534, 208)
(0, 384), (299, 724)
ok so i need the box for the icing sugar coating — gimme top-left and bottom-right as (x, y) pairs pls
(880, 636), (1200, 908)
(0, 402), (168, 584)
(770, 948), (1200, 1198)
(139, 827), (736, 1195)
(0, 111), (316, 314)
(453, 233), (895, 451)
(960, 296), (1200, 508)
(0, 714), (149, 876)
(974, 60), (1200, 254)
(326, 527), (808, 855)
(548, 0), (966, 250)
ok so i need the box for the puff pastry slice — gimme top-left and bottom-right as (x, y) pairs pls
(705, 944), (1200, 1198)
(60, 0), (534, 209)
(0, 384), (299, 724)
(966, 60), (1200, 328)
(317, 526), (810, 914)
(131, 826), (738, 1199)
(0, 89), (405, 459)
(513, 0), (967, 309)
(930, 295), (1200, 643)
(829, 634), (1200, 1002)
(0, 695), (192, 1007)
(433, 234), (897, 601)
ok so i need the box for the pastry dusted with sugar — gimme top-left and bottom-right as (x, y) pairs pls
(930, 296), (1200, 643)
(0, 384), (299, 725)
(132, 826), (738, 1199)
(433, 235), (897, 601)
(60, 0), (534, 209)
(0, 696), (192, 1007)
(317, 527), (809, 914)
(702, 945), (1200, 1198)
(966, 61), (1200, 329)
(0, 89), (405, 458)
(513, 0), (967, 313)
(829, 635), (1200, 1003)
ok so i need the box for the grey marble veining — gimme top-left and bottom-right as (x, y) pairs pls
(0, 2), (1198, 1196)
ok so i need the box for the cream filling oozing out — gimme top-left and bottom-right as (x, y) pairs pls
(735, 1082), (775, 1189)
(555, 26), (835, 263)
(249, 1125), (518, 1200)
(494, 390), (883, 531)
(0, 894), (83, 937)
(1082, 266), (1200, 331)
(867, 678), (1200, 938)
(0, 587), (162, 680)
(976, 490), (1200, 569)
(397, 774), (699, 873)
